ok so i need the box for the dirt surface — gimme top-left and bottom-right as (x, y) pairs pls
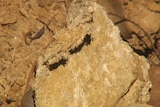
(148, 64), (160, 107)
(0, 0), (68, 106)
(0, 0), (159, 107)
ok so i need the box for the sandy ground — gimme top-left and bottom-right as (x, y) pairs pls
(0, 0), (159, 107)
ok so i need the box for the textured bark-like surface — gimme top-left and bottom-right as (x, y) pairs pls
(35, 1), (152, 107)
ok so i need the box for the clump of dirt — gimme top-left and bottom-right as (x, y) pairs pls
(0, 0), (159, 107)
(0, 0), (69, 106)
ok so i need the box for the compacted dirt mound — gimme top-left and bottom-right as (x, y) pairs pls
(0, 0), (159, 107)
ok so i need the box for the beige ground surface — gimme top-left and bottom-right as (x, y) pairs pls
(0, 0), (159, 107)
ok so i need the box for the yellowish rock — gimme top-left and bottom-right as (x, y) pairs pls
(35, 1), (152, 107)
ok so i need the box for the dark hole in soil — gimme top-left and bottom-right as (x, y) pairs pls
(69, 34), (92, 54)
(132, 48), (153, 57)
(49, 58), (68, 71)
